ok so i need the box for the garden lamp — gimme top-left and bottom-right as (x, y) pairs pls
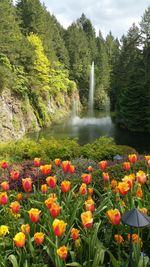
(113, 154), (123, 162)
(122, 208), (150, 267)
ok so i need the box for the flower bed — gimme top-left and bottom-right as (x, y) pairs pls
(0, 154), (150, 267)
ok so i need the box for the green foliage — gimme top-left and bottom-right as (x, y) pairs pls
(0, 136), (136, 163)
(81, 136), (133, 161)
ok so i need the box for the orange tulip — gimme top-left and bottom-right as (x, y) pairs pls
(61, 181), (71, 193)
(136, 187), (143, 198)
(81, 211), (93, 228)
(85, 198), (95, 212)
(117, 182), (130, 195)
(0, 192), (8, 205)
(1, 181), (9, 191)
(28, 208), (41, 223)
(50, 203), (61, 218)
(57, 246), (68, 260)
(79, 183), (87, 195)
(81, 173), (92, 185)
(87, 166), (93, 172)
(99, 160), (107, 170)
(111, 179), (117, 189)
(40, 164), (52, 175)
(114, 234), (124, 244)
(10, 170), (20, 181)
(128, 234), (142, 245)
(10, 201), (21, 214)
(69, 165), (75, 174)
(54, 158), (61, 167)
(33, 158), (41, 167)
(46, 176), (57, 188)
(122, 176), (133, 190)
(16, 193), (23, 201)
(122, 162), (131, 171)
(52, 219), (67, 237)
(22, 178), (32, 193)
(138, 208), (148, 214)
(13, 232), (25, 248)
(41, 184), (48, 193)
(45, 195), (57, 209)
(34, 232), (44, 245)
(128, 154), (137, 163)
(106, 209), (121, 225)
(88, 187), (94, 195)
(136, 170), (147, 184)
(21, 224), (30, 234)
(71, 228), (80, 240)
(0, 160), (8, 169)
(62, 161), (71, 173)
(102, 172), (109, 182)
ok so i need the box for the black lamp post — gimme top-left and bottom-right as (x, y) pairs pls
(122, 208), (150, 267)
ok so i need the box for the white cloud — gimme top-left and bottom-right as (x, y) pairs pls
(41, 0), (150, 38)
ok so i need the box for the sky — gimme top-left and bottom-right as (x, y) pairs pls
(41, 0), (150, 38)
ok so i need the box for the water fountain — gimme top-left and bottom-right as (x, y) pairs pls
(88, 61), (95, 117)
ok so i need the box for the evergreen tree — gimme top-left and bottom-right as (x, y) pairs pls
(0, 0), (22, 64)
(65, 22), (91, 102)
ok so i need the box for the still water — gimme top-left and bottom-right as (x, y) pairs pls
(29, 111), (150, 154)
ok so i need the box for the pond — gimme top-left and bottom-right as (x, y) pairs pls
(28, 111), (150, 154)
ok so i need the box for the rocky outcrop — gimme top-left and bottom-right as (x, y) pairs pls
(0, 89), (81, 142)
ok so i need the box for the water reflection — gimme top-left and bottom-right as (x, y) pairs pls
(28, 112), (150, 153)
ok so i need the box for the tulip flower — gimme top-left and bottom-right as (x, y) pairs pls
(106, 209), (121, 225)
(45, 194), (57, 209)
(148, 160), (150, 168)
(136, 187), (143, 198)
(69, 165), (75, 174)
(10, 201), (21, 214)
(61, 180), (71, 193)
(22, 178), (32, 193)
(62, 161), (71, 173)
(0, 225), (9, 236)
(1, 181), (9, 191)
(10, 170), (20, 181)
(99, 160), (107, 170)
(110, 179), (117, 189)
(88, 187), (94, 195)
(85, 198), (95, 212)
(34, 232), (44, 245)
(57, 246), (68, 260)
(81, 211), (93, 228)
(117, 182), (130, 195)
(50, 203), (61, 218)
(21, 224), (30, 235)
(128, 234), (142, 245)
(70, 228), (80, 240)
(33, 158), (41, 167)
(0, 192), (8, 205)
(46, 176), (57, 188)
(54, 158), (61, 167)
(87, 166), (93, 172)
(122, 176), (133, 190)
(79, 183), (87, 195)
(102, 172), (110, 182)
(16, 193), (23, 201)
(122, 162), (131, 171)
(40, 164), (52, 175)
(136, 170), (147, 184)
(13, 232), (25, 248)
(81, 173), (92, 184)
(41, 184), (48, 193)
(128, 154), (137, 163)
(138, 208), (148, 214)
(114, 234), (124, 244)
(0, 160), (8, 169)
(52, 219), (67, 237)
(28, 208), (41, 223)
(144, 155), (150, 161)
